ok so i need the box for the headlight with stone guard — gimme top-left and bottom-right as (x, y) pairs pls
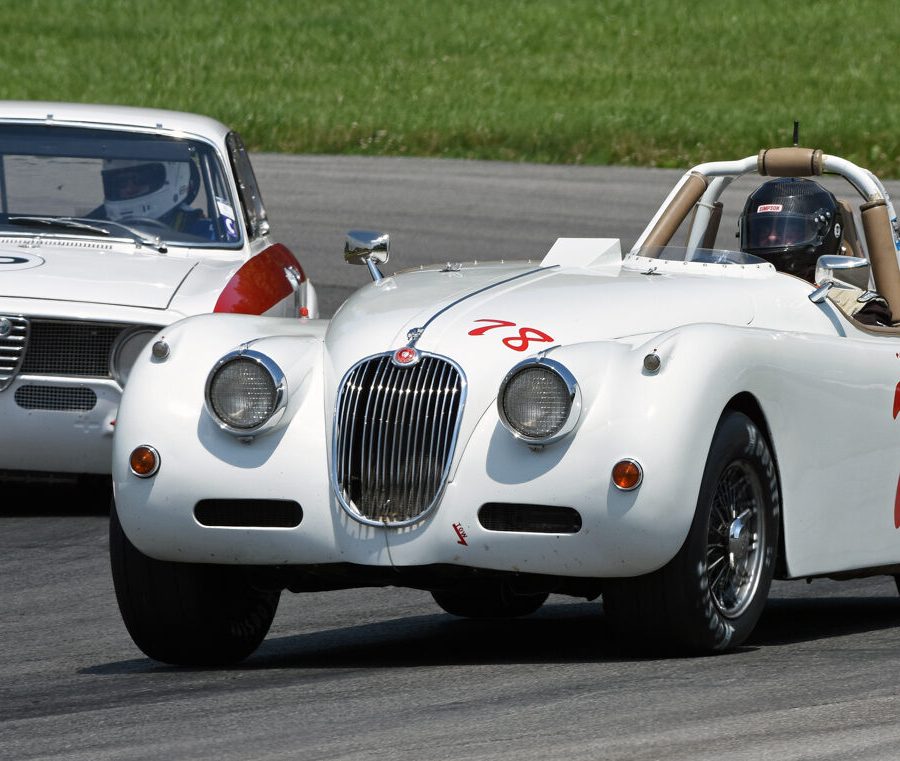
(497, 357), (581, 445)
(205, 349), (286, 436)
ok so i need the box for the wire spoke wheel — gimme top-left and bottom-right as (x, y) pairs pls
(706, 461), (766, 618)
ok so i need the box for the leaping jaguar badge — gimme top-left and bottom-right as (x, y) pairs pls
(391, 346), (420, 366)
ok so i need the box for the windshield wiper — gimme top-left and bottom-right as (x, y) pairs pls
(9, 215), (111, 236)
(7, 215), (167, 252)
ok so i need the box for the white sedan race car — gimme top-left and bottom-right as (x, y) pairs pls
(0, 101), (316, 485)
(111, 145), (900, 664)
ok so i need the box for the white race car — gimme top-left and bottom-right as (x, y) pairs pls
(110, 145), (900, 664)
(0, 101), (316, 485)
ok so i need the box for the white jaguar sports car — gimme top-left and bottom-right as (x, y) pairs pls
(0, 101), (316, 485)
(110, 145), (900, 664)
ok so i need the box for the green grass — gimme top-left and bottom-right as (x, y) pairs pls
(3, 0), (900, 175)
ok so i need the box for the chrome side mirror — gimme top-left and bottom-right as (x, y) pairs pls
(344, 230), (390, 282)
(809, 255), (870, 303)
(815, 254), (869, 286)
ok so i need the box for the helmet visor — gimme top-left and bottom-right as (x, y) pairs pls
(102, 162), (166, 201)
(742, 210), (822, 252)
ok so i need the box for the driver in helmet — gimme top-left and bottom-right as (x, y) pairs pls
(740, 177), (893, 326)
(100, 159), (210, 236)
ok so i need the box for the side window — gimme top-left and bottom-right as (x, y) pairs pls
(226, 131), (269, 239)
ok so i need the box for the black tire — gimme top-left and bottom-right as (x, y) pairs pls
(432, 582), (548, 618)
(109, 500), (280, 666)
(603, 411), (780, 653)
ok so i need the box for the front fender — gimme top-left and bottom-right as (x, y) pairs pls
(112, 313), (332, 561)
(423, 324), (777, 577)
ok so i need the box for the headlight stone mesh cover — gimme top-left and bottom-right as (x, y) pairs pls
(333, 352), (464, 525)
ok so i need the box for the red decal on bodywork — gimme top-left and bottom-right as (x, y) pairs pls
(468, 318), (516, 336)
(502, 327), (554, 352)
(452, 522), (468, 546)
(893, 382), (900, 419)
(213, 243), (306, 315)
(894, 474), (900, 529)
(468, 318), (554, 351)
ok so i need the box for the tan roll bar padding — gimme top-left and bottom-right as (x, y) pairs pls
(640, 172), (709, 256)
(861, 199), (900, 319)
(757, 147), (824, 176)
(699, 201), (723, 249)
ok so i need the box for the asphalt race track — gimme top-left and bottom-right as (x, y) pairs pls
(4, 157), (900, 760)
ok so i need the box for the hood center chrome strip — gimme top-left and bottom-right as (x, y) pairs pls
(405, 264), (558, 348)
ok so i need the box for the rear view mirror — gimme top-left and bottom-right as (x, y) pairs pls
(814, 254), (869, 289)
(344, 230), (390, 265)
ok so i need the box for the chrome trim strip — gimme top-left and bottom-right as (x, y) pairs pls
(0, 314), (29, 392)
(406, 265), (558, 347)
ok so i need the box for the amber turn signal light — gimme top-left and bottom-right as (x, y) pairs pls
(612, 459), (642, 491)
(129, 445), (160, 478)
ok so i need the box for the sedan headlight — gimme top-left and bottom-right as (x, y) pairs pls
(205, 349), (286, 436)
(111, 327), (159, 387)
(498, 357), (581, 445)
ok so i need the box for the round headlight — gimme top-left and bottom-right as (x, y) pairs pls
(205, 350), (285, 434)
(498, 358), (580, 445)
(111, 327), (158, 387)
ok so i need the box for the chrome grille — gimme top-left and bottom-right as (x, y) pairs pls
(0, 315), (28, 391)
(333, 352), (465, 526)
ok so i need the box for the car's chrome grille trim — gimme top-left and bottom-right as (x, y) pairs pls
(332, 352), (466, 526)
(0, 315), (29, 391)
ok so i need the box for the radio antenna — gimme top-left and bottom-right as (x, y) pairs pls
(792, 120), (799, 146)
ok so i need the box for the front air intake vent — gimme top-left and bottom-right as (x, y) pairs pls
(332, 352), (466, 526)
(478, 503), (582, 534)
(15, 385), (97, 411)
(194, 499), (303, 528)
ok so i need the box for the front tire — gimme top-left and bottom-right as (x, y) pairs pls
(603, 411), (780, 653)
(109, 501), (280, 666)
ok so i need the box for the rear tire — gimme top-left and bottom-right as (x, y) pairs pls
(603, 411), (780, 653)
(109, 501), (280, 666)
(432, 582), (548, 618)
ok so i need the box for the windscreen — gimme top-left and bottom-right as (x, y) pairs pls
(0, 124), (241, 246)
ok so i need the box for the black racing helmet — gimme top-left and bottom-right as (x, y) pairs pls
(739, 177), (843, 280)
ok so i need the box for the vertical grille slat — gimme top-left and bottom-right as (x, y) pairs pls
(333, 352), (465, 526)
(368, 358), (394, 513)
(390, 356), (416, 508)
(432, 363), (455, 499)
(414, 358), (442, 518)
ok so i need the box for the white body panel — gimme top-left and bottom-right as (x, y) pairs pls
(0, 102), (316, 478)
(113, 247), (900, 582)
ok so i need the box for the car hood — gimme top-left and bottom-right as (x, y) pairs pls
(0, 239), (197, 309)
(326, 259), (764, 369)
(323, 258), (778, 454)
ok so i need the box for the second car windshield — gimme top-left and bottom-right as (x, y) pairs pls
(0, 124), (242, 246)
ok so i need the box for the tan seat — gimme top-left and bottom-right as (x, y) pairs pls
(833, 199), (870, 290)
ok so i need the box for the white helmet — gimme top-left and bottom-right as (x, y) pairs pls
(102, 159), (193, 221)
